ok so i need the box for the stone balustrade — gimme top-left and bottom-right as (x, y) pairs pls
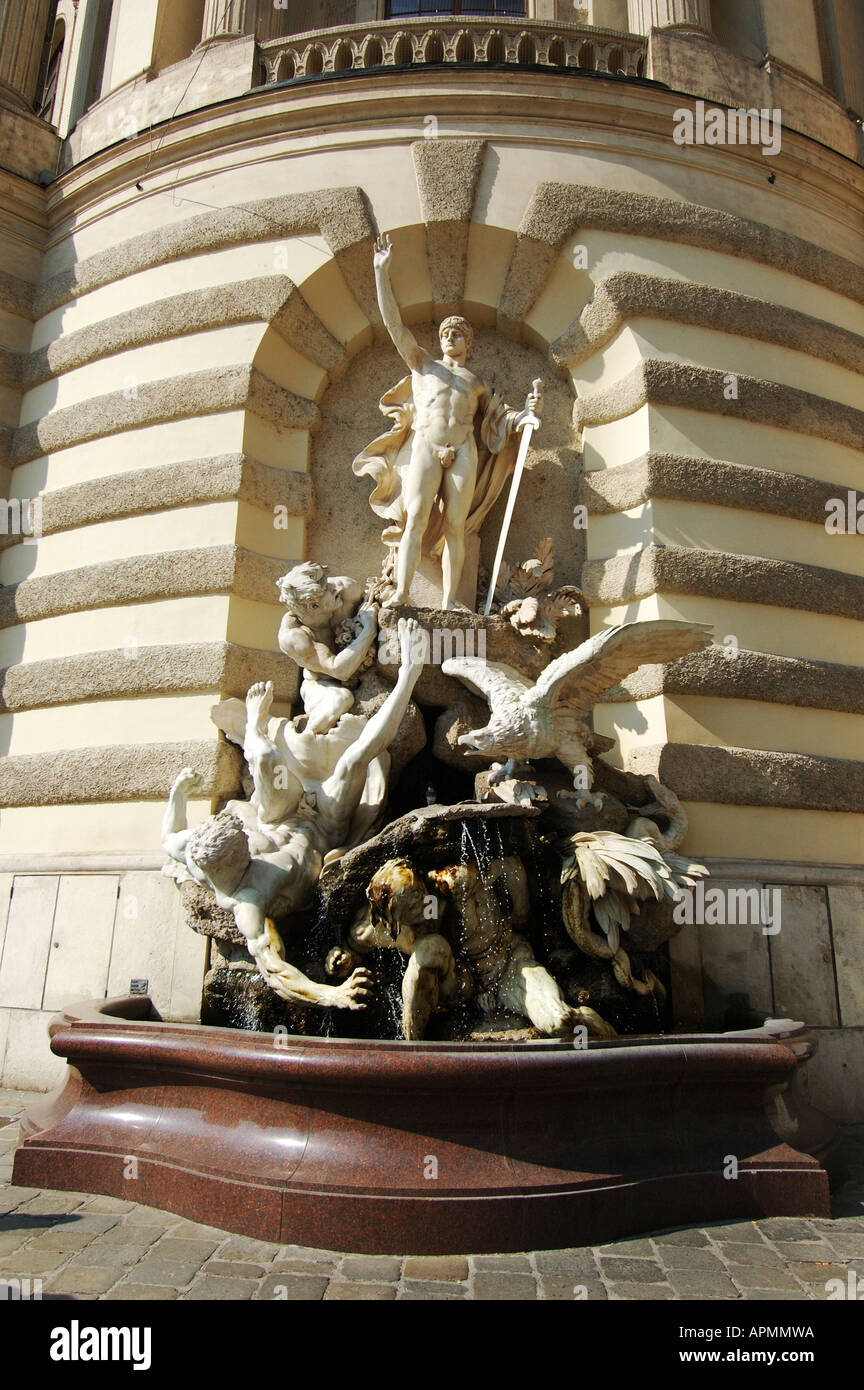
(256, 16), (647, 86)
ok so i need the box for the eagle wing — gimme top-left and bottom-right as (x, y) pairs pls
(533, 620), (713, 713)
(442, 657), (534, 713)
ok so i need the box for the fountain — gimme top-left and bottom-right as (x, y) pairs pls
(13, 238), (832, 1253)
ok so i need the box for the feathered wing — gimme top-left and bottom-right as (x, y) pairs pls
(561, 830), (707, 953)
(441, 657), (533, 712)
(533, 620), (713, 713)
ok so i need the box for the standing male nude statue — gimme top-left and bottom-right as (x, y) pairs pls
(357, 234), (542, 610)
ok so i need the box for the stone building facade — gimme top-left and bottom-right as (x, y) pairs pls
(0, 0), (862, 1114)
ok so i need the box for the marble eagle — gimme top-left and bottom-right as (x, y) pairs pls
(442, 619), (712, 793)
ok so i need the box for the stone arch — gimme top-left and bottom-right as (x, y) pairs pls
(517, 32), (536, 64)
(304, 44), (325, 76)
(393, 33), (414, 65)
(485, 30), (505, 63)
(577, 40), (595, 69)
(333, 42), (354, 72)
(547, 37), (566, 67)
(276, 49), (296, 82)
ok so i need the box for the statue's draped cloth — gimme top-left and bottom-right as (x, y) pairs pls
(352, 376), (521, 557)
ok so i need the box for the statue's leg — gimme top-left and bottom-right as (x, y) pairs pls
(440, 441), (476, 609)
(497, 935), (575, 1037)
(401, 933), (454, 1039)
(243, 682), (303, 824)
(386, 438), (441, 606)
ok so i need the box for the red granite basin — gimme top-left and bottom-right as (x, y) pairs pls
(12, 996), (831, 1254)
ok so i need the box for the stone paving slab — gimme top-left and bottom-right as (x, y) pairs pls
(1, 1089), (862, 1303)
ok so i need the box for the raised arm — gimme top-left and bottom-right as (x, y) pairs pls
(374, 234), (426, 371)
(324, 616), (425, 812)
(161, 767), (200, 863)
(278, 606), (378, 682)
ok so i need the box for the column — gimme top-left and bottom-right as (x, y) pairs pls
(201, 0), (251, 41)
(627, 0), (712, 33)
(0, 0), (56, 109)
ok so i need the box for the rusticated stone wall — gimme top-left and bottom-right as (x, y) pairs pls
(0, 47), (861, 1096)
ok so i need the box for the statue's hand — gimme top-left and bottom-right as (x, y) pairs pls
(172, 767), (201, 795)
(331, 967), (373, 1010)
(357, 602), (379, 636)
(517, 379), (544, 429)
(397, 616), (425, 677)
(373, 233), (393, 272)
(325, 946), (362, 980)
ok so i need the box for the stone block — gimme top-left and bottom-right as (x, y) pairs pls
(108, 871), (206, 1020)
(324, 1283), (396, 1300)
(0, 1009), (66, 1090)
(667, 1270), (739, 1298)
(0, 876), (58, 1009)
(668, 921), (704, 1029)
(768, 884), (837, 1025)
(182, 1276), (257, 1300)
(203, 1260), (266, 1279)
(795, 1026), (864, 1124)
(473, 1273), (537, 1299)
(70, 1242), (151, 1267)
(656, 1245), (725, 1270)
(697, 881), (773, 1026)
(124, 1258), (205, 1287)
(104, 1283), (178, 1300)
(715, 1241), (783, 1266)
(598, 1256), (666, 1283)
(43, 875), (118, 1012)
(827, 885), (864, 1026)
(0, 875), (13, 967)
(0, 1008), (9, 1083)
(255, 1273), (329, 1300)
(340, 1255), (401, 1282)
(727, 1265), (801, 1290)
(47, 1267), (120, 1294)
(155, 1237), (220, 1262)
(539, 1277), (608, 1300)
(608, 1281), (676, 1299)
(402, 1256), (468, 1281)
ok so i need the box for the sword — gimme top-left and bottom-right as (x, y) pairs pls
(483, 379), (543, 617)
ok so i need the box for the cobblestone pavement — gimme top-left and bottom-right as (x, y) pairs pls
(2, 1091), (862, 1302)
